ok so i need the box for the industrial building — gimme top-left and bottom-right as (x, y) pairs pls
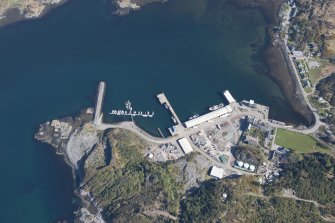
(209, 166), (225, 179)
(184, 105), (232, 128)
(223, 90), (236, 104)
(177, 138), (194, 154)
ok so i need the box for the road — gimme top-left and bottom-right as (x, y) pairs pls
(247, 192), (335, 222)
(97, 107), (271, 177)
(279, 40), (323, 134)
(278, 10), (324, 134)
(98, 108), (265, 145)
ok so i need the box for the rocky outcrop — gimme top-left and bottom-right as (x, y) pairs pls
(35, 108), (106, 223)
(35, 107), (94, 154)
(66, 124), (102, 169)
(0, 0), (66, 27)
(113, 0), (167, 15)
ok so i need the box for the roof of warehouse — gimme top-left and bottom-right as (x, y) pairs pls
(210, 166), (225, 179)
(184, 106), (231, 128)
(177, 138), (194, 154)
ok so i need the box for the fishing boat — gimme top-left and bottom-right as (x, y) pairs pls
(209, 103), (224, 111)
(189, 114), (199, 120)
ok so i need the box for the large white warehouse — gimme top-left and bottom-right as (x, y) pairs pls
(210, 166), (225, 179)
(177, 138), (194, 154)
(184, 105), (232, 128)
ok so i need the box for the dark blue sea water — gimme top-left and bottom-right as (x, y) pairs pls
(0, 0), (306, 222)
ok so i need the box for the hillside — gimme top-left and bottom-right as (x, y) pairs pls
(181, 176), (326, 223)
(289, 0), (335, 61)
(264, 153), (335, 206)
(80, 129), (212, 222)
(316, 73), (335, 106)
(182, 153), (335, 223)
(80, 129), (335, 222)
(35, 109), (335, 222)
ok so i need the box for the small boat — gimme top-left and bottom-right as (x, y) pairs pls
(209, 103), (224, 111)
(189, 114), (199, 120)
(165, 103), (169, 109)
(209, 105), (219, 111)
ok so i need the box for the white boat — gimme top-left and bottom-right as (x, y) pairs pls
(189, 114), (199, 120)
(209, 105), (219, 111)
(209, 103), (224, 111)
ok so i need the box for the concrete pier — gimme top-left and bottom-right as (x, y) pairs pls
(157, 128), (165, 139)
(94, 82), (106, 126)
(157, 93), (182, 125)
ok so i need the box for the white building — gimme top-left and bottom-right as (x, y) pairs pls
(224, 90), (236, 104)
(210, 166), (225, 179)
(177, 138), (194, 154)
(292, 50), (304, 58)
(184, 105), (232, 128)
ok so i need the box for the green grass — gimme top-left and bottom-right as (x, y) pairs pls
(308, 95), (329, 109)
(307, 60), (327, 84)
(275, 128), (328, 153)
(304, 87), (313, 94)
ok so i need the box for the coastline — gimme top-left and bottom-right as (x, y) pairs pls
(263, 39), (314, 126)
(0, 0), (69, 29)
(230, 0), (314, 127)
(34, 108), (106, 222)
(0, 1), (330, 222)
(0, 0), (312, 127)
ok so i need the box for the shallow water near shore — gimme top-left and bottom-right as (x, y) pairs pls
(0, 0), (307, 222)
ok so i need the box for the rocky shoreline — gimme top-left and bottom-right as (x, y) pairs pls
(0, 0), (68, 29)
(113, 0), (168, 16)
(35, 108), (106, 223)
(35, 105), (216, 222)
(0, 0), (167, 28)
